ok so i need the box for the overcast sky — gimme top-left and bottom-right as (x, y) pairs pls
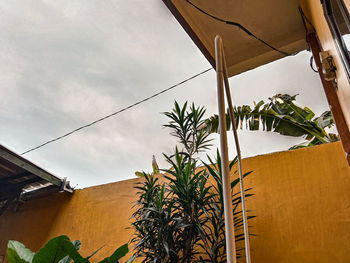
(0, 0), (332, 188)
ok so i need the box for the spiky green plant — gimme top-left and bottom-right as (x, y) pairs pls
(163, 101), (212, 159)
(131, 101), (254, 262)
(131, 173), (179, 263)
(162, 150), (213, 262)
(201, 152), (255, 262)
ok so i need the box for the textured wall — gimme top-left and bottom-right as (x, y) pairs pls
(242, 142), (350, 262)
(1, 142), (349, 262)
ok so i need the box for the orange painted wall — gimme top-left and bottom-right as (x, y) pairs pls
(300, 0), (350, 129)
(242, 142), (350, 262)
(0, 179), (141, 262)
(1, 142), (350, 262)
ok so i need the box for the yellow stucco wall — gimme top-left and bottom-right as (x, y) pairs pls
(1, 142), (350, 262)
(242, 142), (350, 262)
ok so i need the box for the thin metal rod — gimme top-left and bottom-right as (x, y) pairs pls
(215, 35), (237, 263)
(221, 41), (251, 263)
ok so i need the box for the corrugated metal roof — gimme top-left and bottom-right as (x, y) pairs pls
(0, 145), (73, 215)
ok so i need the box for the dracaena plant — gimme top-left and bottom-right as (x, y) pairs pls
(131, 101), (254, 262)
(201, 152), (255, 262)
(163, 101), (213, 160)
(131, 173), (180, 263)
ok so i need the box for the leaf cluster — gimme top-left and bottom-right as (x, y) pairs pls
(163, 101), (212, 159)
(200, 152), (255, 262)
(131, 101), (254, 262)
(7, 236), (129, 263)
(203, 94), (339, 149)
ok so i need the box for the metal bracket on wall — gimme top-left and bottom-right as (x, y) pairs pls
(320, 51), (337, 82)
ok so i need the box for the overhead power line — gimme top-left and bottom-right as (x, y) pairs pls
(185, 0), (293, 57)
(21, 68), (212, 155)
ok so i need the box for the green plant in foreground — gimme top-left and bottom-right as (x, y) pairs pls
(7, 235), (130, 263)
(203, 94), (339, 149)
(131, 101), (254, 262)
(201, 152), (255, 262)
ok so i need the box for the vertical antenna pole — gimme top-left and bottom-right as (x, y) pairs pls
(222, 45), (251, 263)
(215, 35), (237, 263)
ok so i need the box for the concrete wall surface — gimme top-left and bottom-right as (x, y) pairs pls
(0, 142), (349, 262)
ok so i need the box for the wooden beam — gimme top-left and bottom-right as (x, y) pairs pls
(307, 32), (350, 165)
(0, 146), (62, 187)
(0, 166), (15, 178)
(0, 171), (32, 183)
(18, 177), (44, 187)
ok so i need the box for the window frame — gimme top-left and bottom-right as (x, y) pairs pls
(322, 0), (350, 81)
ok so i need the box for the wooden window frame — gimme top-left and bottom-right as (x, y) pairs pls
(322, 0), (350, 81)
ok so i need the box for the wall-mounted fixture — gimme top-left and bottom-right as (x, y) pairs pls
(320, 51), (337, 81)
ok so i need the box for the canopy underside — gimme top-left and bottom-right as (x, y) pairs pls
(163, 0), (308, 76)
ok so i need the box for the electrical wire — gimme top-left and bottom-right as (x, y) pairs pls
(310, 55), (319, 73)
(298, 6), (317, 33)
(298, 7), (319, 73)
(21, 6), (316, 156)
(21, 68), (213, 155)
(299, 7), (312, 51)
(185, 0), (293, 56)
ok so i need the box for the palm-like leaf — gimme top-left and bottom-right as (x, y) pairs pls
(202, 94), (339, 149)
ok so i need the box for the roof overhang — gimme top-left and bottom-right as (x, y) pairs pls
(0, 145), (73, 215)
(163, 0), (308, 77)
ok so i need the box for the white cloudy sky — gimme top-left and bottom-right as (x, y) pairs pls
(0, 0), (332, 188)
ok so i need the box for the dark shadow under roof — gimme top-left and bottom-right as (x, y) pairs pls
(0, 145), (73, 215)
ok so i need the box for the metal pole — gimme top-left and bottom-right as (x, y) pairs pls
(221, 44), (251, 263)
(215, 35), (237, 263)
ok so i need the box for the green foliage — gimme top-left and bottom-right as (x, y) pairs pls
(162, 150), (213, 262)
(7, 241), (34, 263)
(135, 155), (160, 177)
(131, 173), (179, 262)
(131, 101), (254, 262)
(7, 236), (128, 263)
(98, 244), (129, 263)
(203, 94), (339, 149)
(32, 236), (86, 263)
(59, 240), (81, 263)
(201, 152), (254, 262)
(152, 155), (160, 175)
(163, 101), (212, 159)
